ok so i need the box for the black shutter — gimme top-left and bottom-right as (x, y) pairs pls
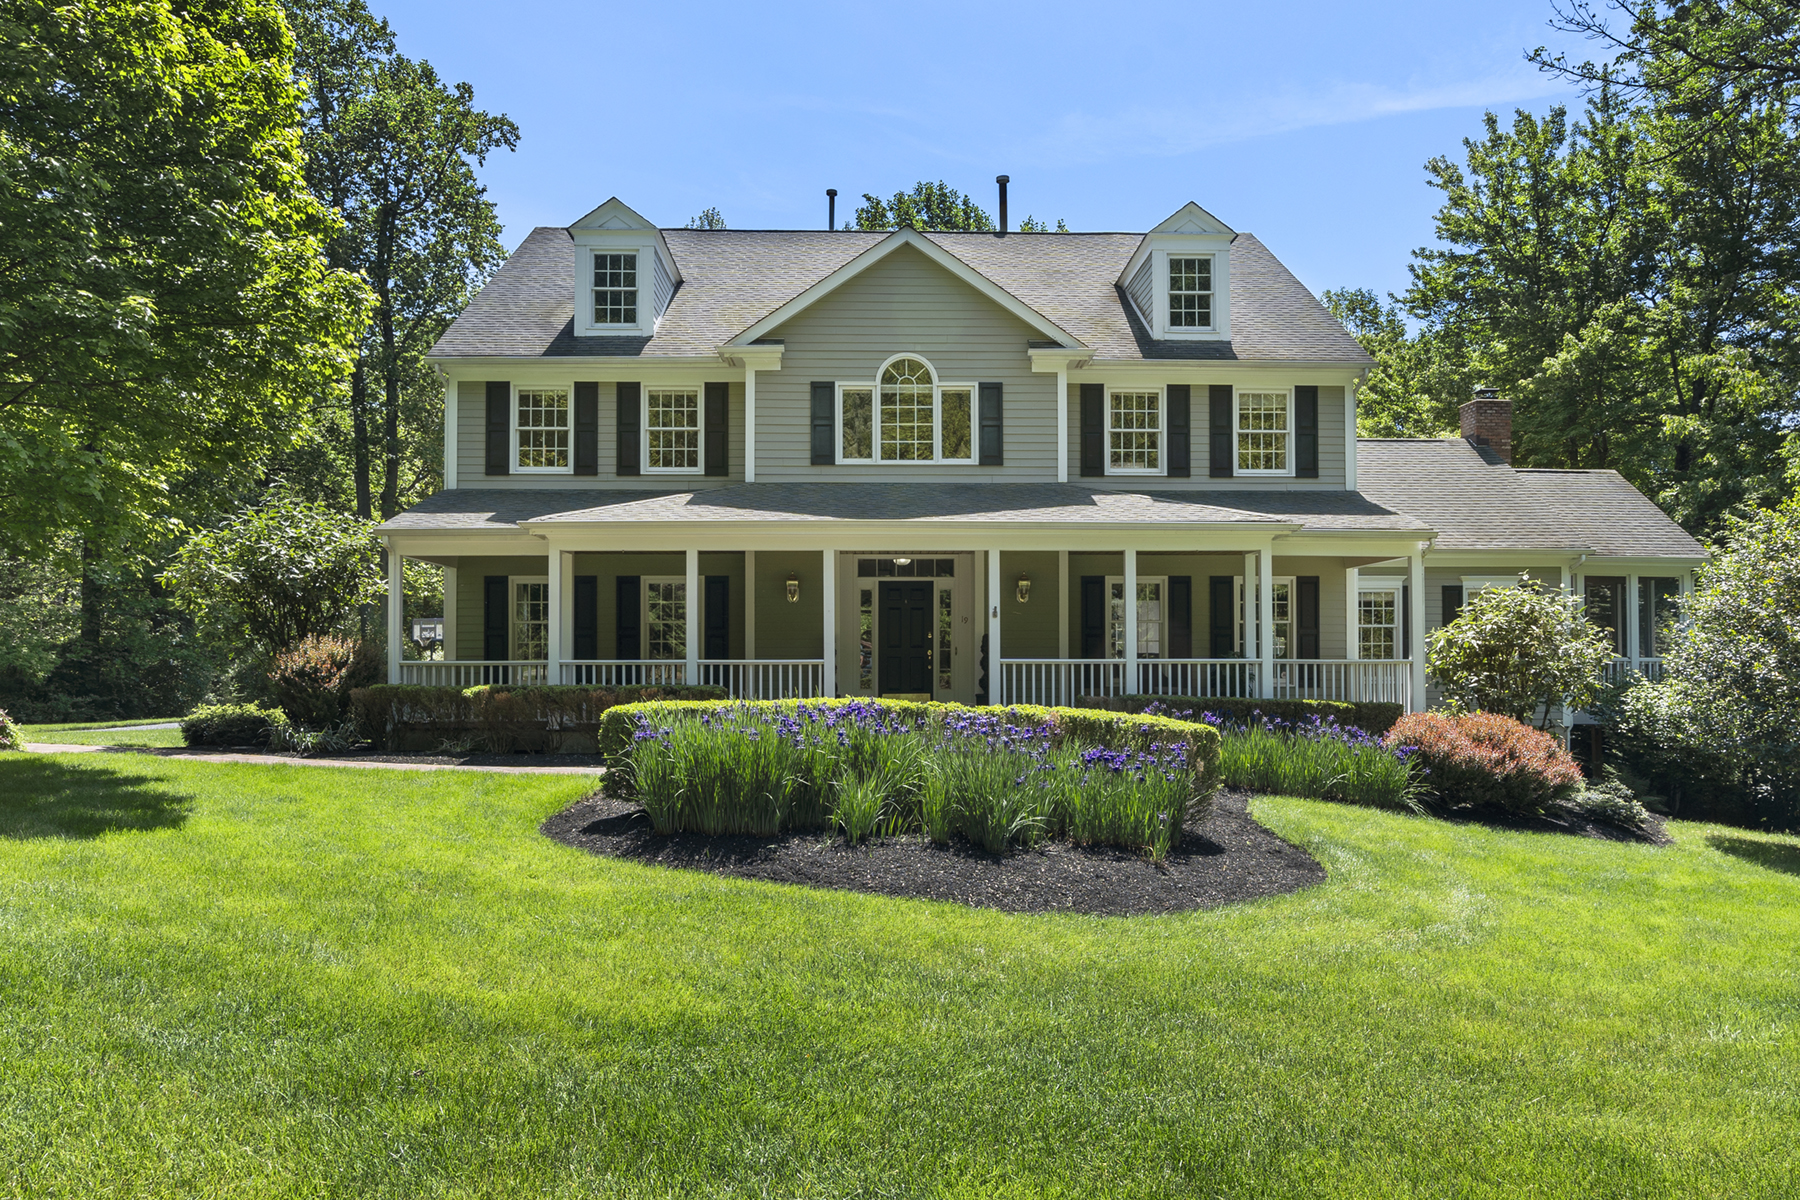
(1080, 576), (1105, 658)
(810, 382), (835, 465)
(704, 382), (728, 476)
(1080, 384), (1105, 477)
(572, 575), (597, 659)
(1209, 384), (1233, 477)
(1442, 585), (1464, 626)
(485, 382), (510, 476)
(616, 382), (641, 476)
(1297, 576), (1320, 658)
(704, 576), (729, 659)
(1169, 576), (1192, 658)
(1295, 385), (1318, 478)
(1402, 584), (1412, 659)
(615, 576), (640, 659)
(573, 382), (599, 476)
(1209, 576), (1235, 657)
(978, 382), (1004, 466)
(1167, 385), (1190, 477)
(482, 575), (508, 660)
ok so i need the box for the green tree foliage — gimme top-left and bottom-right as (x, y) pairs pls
(1403, 77), (1800, 533)
(162, 497), (384, 657)
(856, 182), (995, 231)
(1320, 288), (1469, 437)
(287, 0), (517, 518)
(0, 0), (371, 560)
(685, 207), (726, 229)
(1427, 578), (1618, 728)
(1017, 216), (1071, 232)
(1617, 496), (1800, 822)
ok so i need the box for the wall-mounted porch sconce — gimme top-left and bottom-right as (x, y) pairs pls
(1016, 573), (1032, 604)
(785, 572), (801, 603)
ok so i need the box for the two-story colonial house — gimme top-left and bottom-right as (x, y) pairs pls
(378, 197), (1704, 716)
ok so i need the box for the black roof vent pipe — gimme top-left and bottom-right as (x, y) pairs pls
(996, 175), (1009, 236)
(827, 188), (837, 230)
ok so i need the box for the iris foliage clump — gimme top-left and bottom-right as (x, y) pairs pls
(624, 701), (1204, 859)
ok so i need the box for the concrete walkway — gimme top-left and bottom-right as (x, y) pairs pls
(24, 743), (600, 776)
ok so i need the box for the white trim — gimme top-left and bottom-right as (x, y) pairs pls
(685, 549), (699, 685)
(1055, 363), (1070, 483)
(1354, 580), (1401, 662)
(442, 372), (457, 489)
(823, 549), (838, 697)
(1103, 385), (1167, 476)
(1236, 574), (1297, 660)
(743, 365), (758, 482)
(386, 546), (403, 683)
(578, 245), (651, 335)
(1345, 375), (1360, 491)
(1461, 575), (1520, 592)
(1057, 549), (1069, 658)
(511, 383), (574, 474)
(1408, 547), (1427, 711)
(727, 228), (1084, 349)
(1164, 251), (1218, 334)
(642, 385), (705, 475)
(1233, 385), (1295, 477)
(1104, 571), (1171, 661)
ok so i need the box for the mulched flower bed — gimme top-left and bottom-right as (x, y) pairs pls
(1431, 802), (1672, 846)
(541, 788), (1324, 917)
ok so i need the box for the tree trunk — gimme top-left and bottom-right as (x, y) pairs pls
(351, 359), (373, 520)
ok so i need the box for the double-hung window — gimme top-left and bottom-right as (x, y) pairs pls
(515, 386), (570, 471)
(1236, 388), (1291, 474)
(837, 356), (976, 463)
(1168, 256), (1213, 329)
(646, 388), (700, 472)
(643, 578), (686, 661)
(592, 252), (637, 325)
(1357, 588), (1399, 660)
(1237, 578), (1295, 659)
(1104, 576), (1167, 659)
(1107, 388), (1163, 474)
(512, 578), (550, 660)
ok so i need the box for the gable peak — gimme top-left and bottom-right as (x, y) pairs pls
(571, 197), (656, 231)
(1151, 202), (1235, 236)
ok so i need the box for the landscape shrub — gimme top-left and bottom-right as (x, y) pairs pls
(1214, 714), (1424, 812)
(1386, 711), (1583, 814)
(610, 699), (1219, 860)
(0, 708), (20, 752)
(180, 703), (290, 747)
(349, 683), (727, 752)
(269, 635), (381, 728)
(1564, 776), (1654, 831)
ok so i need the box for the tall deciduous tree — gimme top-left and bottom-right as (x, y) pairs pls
(0, 0), (370, 558)
(1319, 288), (1469, 438)
(288, 0), (517, 518)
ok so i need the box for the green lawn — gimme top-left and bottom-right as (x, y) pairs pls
(17, 717), (183, 735)
(1, 752), (1796, 1198)
(19, 726), (187, 747)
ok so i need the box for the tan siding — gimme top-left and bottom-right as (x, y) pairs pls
(452, 556), (549, 660)
(757, 244), (1051, 482)
(457, 379), (746, 490)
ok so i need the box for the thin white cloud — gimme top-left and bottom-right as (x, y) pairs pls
(1023, 67), (1574, 164)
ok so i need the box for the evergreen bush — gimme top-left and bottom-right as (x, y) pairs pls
(0, 708), (21, 752)
(180, 703), (290, 747)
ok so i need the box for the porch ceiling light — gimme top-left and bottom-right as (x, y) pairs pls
(1016, 573), (1031, 604)
(892, 557), (912, 565)
(785, 572), (800, 603)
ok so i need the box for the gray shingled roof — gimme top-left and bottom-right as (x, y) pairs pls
(381, 483), (1425, 534)
(1357, 439), (1705, 558)
(428, 227), (1372, 364)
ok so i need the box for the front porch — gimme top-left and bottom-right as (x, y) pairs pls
(384, 544), (1428, 710)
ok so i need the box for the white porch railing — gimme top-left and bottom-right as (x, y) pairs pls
(398, 660), (551, 687)
(1601, 657), (1666, 686)
(999, 657), (1413, 707)
(699, 660), (824, 699)
(999, 660), (1129, 707)
(560, 661), (688, 687)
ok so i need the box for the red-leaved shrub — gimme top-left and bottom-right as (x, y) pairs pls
(1385, 711), (1584, 814)
(270, 636), (382, 728)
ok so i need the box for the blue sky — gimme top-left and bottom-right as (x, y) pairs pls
(372, 0), (1596, 305)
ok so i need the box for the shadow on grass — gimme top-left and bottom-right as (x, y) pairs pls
(0, 756), (193, 839)
(1708, 834), (1800, 877)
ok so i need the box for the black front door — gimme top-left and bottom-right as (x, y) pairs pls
(879, 581), (933, 696)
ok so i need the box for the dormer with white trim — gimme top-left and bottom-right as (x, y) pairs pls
(569, 198), (682, 337)
(1116, 202), (1234, 342)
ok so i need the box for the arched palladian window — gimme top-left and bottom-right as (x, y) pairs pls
(838, 355), (974, 463)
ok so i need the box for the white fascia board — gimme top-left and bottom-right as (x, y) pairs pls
(570, 196), (657, 230)
(727, 228), (1085, 349)
(1271, 533), (1439, 558)
(1027, 347), (1092, 372)
(717, 344), (784, 370)
(1150, 201), (1237, 236)
(1067, 361), (1367, 380)
(428, 355), (728, 372)
(511, 520), (1298, 553)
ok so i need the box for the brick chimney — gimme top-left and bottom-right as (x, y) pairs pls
(1461, 388), (1512, 463)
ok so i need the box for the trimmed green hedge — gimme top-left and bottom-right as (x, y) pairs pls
(1073, 695), (1405, 736)
(598, 697), (1221, 797)
(181, 703), (291, 747)
(349, 684), (727, 753)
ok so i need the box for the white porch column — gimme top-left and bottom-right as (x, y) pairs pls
(442, 373), (458, 490)
(386, 544), (403, 683)
(442, 566), (458, 661)
(547, 547), (566, 682)
(822, 549), (838, 696)
(744, 549), (757, 659)
(744, 366), (757, 483)
(684, 548), (699, 685)
(1408, 544), (1427, 712)
(1056, 366), (1070, 483)
(1057, 549), (1070, 659)
(1124, 548), (1139, 695)
(1344, 566), (1359, 660)
(1625, 573), (1640, 663)
(1241, 551), (1257, 665)
(988, 549), (1002, 703)
(1258, 547), (1274, 700)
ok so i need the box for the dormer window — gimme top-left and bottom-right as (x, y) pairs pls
(592, 252), (637, 325)
(1169, 257), (1212, 328)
